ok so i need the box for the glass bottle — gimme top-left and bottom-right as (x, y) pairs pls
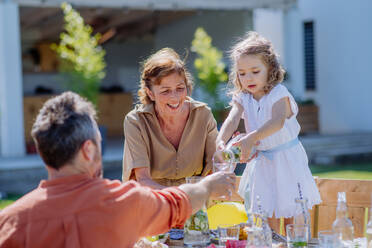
(255, 196), (272, 247)
(183, 177), (210, 247)
(294, 197), (311, 238)
(260, 213), (272, 247)
(332, 192), (354, 243)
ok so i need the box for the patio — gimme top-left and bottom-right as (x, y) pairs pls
(1, 132), (372, 195)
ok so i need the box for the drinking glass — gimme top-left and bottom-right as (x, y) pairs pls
(183, 177), (210, 247)
(217, 224), (240, 246)
(212, 149), (235, 173)
(286, 224), (309, 248)
(246, 226), (266, 247)
(318, 230), (339, 248)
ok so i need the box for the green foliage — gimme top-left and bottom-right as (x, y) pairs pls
(191, 27), (228, 118)
(51, 2), (106, 107)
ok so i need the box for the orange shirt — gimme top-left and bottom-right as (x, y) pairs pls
(0, 174), (191, 248)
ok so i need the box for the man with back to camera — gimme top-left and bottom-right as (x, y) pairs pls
(0, 92), (235, 247)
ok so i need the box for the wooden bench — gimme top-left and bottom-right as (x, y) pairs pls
(312, 178), (372, 238)
(230, 176), (372, 238)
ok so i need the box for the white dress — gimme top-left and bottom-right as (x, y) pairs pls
(236, 84), (321, 218)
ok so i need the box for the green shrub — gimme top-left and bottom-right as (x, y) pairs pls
(191, 27), (228, 122)
(51, 2), (106, 107)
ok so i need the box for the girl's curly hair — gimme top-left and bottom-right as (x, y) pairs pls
(138, 48), (193, 105)
(229, 31), (285, 95)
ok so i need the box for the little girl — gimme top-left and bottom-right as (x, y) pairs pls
(216, 32), (321, 229)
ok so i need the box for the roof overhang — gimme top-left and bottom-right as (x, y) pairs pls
(13, 0), (296, 10)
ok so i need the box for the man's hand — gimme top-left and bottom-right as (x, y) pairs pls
(179, 172), (236, 214)
(202, 171), (236, 200)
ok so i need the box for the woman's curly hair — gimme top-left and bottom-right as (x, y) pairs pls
(138, 48), (193, 105)
(229, 31), (285, 95)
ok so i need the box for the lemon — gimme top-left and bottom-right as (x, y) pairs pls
(146, 235), (159, 242)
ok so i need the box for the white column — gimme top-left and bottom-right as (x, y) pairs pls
(253, 8), (285, 63)
(0, 0), (26, 157)
(283, 5), (305, 99)
(253, 7), (305, 99)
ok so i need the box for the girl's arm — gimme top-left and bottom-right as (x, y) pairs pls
(134, 167), (166, 189)
(252, 97), (293, 140)
(216, 102), (244, 148)
(237, 97), (293, 161)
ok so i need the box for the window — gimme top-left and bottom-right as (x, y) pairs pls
(304, 21), (316, 90)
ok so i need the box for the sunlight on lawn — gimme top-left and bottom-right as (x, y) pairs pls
(310, 163), (372, 180)
(0, 200), (15, 210)
(313, 170), (372, 180)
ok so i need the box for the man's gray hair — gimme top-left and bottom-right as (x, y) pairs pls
(31, 91), (97, 170)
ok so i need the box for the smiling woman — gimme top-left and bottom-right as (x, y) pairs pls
(122, 48), (218, 189)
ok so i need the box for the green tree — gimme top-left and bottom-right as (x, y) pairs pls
(51, 2), (106, 107)
(191, 27), (228, 122)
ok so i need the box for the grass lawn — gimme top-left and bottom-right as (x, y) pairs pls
(1, 163), (372, 210)
(0, 194), (20, 210)
(310, 163), (372, 180)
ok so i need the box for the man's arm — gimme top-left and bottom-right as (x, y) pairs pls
(134, 167), (166, 189)
(179, 172), (236, 214)
(132, 172), (235, 238)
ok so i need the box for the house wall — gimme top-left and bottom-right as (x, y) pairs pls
(22, 10), (253, 105)
(154, 10), (253, 105)
(155, 10), (253, 58)
(23, 36), (154, 97)
(256, 1), (372, 134)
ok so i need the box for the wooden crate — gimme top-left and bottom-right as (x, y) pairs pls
(298, 104), (319, 134)
(23, 93), (133, 142)
(97, 93), (133, 137)
(37, 42), (59, 72)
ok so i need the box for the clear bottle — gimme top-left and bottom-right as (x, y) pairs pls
(367, 207), (372, 248)
(293, 197), (311, 238)
(183, 177), (210, 246)
(260, 213), (272, 247)
(253, 196), (272, 247)
(332, 192), (354, 243)
(245, 213), (271, 248)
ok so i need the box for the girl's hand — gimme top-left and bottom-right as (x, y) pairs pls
(216, 140), (226, 151)
(233, 132), (259, 163)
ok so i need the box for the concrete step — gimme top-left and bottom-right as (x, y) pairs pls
(300, 133), (372, 164)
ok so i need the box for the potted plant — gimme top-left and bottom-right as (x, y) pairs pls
(51, 2), (106, 108)
(52, 2), (107, 150)
(296, 99), (319, 134)
(191, 27), (229, 125)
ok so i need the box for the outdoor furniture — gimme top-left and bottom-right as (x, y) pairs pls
(230, 176), (372, 238)
(312, 177), (372, 238)
(165, 176), (372, 247)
